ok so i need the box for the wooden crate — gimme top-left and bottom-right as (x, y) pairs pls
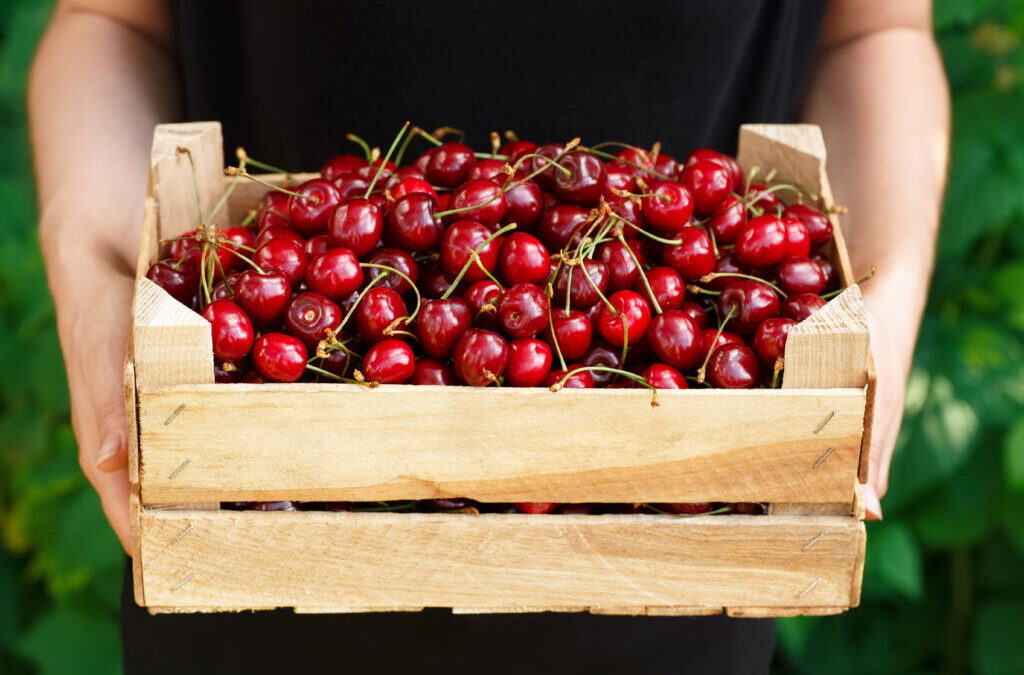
(126, 122), (874, 616)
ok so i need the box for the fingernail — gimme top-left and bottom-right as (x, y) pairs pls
(862, 484), (883, 520)
(96, 434), (125, 471)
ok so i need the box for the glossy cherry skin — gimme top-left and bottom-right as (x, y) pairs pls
(355, 287), (407, 343)
(718, 280), (781, 334)
(646, 310), (702, 370)
(678, 300), (710, 329)
(736, 215), (787, 268)
(597, 290), (652, 347)
(333, 173), (371, 199)
(599, 239), (644, 291)
(328, 199), (382, 257)
(501, 178), (544, 230)
(256, 224), (305, 248)
(446, 179), (507, 227)
(662, 227), (715, 280)
(580, 341), (622, 387)
(440, 220), (503, 282)
(613, 146), (653, 178)
(254, 238), (308, 287)
(554, 151), (607, 206)
(287, 178), (341, 236)
(467, 158), (506, 182)
(542, 366), (595, 389)
(545, 309), (593, 360)
(537, 204), (589, 251)
(812, 252), (839, 291)
(305, 247), (363, 300)
(257, 201), (293, 231)
(359, 339), (414, 384)
(642, 181), (694, 231)
(453, 328), (509, 386)
(497, 283), (550, 338)
(499, 140), (538, 164)
(681, 159), (733, 216)
(201, 300), (254, 361)
(782, 217), (812, 257)
(425, 142), (476, 188)
(390, 177), (436, 202)
(499, 232), (550, 285)
(553, 259), (609, 309)
(642, 363), (687, 389)
(745, 182), (781, 213)
(707, 344), (761, 389)
(462, 280), (502, 330)
(363, 248), (418, 295)
(253, 333), (308, 382)
(506, 338), (553, 387)
(783, 204), (832, 247)
(411, 358), (459, 386)
(321, 154), (367, 180)
(753, 317), (796, 365)
(303, 234), (331, 260)
(524, 143), (564, 191)
(384, 193), (443, 252)
(685, 148), (742, 187)
(320, 347), (352, 379)
(211, 273), (242, 302)
(778, 256), (826, 295)
(417, 297), (472, 359)
(604, 163), (636, 200)
(221, 227), (258, 272)
(707, 252), (749, 290)
(146, 260), (198, 305)
(700, 328), (744, 362)
(653, 152), (679, 179)
(515, 502), (558, 514)
(639, 266), (685, 310)
(708, 195), (747, 245)
(235, 270), (291, 326)
(284, 292), (342, 349)
(782, 293), (827, 322)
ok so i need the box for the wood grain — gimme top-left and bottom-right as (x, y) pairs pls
(132, 278), (214, 390)
(138, 384), (865, 504)
(150, 122), (225, 240)
(139, 510), (864, 613)
(782, 285), (870, 389)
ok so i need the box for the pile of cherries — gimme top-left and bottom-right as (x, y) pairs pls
(147, 125), (841, 392)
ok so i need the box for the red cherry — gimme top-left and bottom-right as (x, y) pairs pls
(201, 299), (254, 361)
(642, 363), (687, 389)
(553, 259), (609, 309)
(638, 266), (685, 310)
(235, 270), (291, 326)
(257, 203), (292, 231)
(417, 297), (472, 359)
(411, 358), (458, 386)
(446, 179), (507, 226)
(718, 280), (781, 334)
(699, 328), (744, 362)
(413, 148), (435, 174)
(425, 142), (476, 188)
(580, 341), (622, 387)
(467, 158), (507, 182)
(497, 283), (549, 338)
(220, 227), (257, 272)
(287, 178), (341, 236)
(662, 227), (714, 280)
(320, 347), (352, 379)
(681, 160), (733, 216)
(501, 178), (544, 230)
(303, 234), (332, 260)
(321, 154), (367, 181)
(284, 292), (341, 349)
(537, 204), (589, 251)
(613, 146), (653, 178)
(146, 260), (198, 305)
(390, 177), (436, 202)
(599, 239), (644, 291)
(384, 192), (443, 251)
(543, 366), (594, 389)
(736, 215), (787, 268)
(753, 317), (797, 365)
(453, 328), (509, 386)
(499, 232), (550, 285)
(333, 173), (370, 199)
(782, 293), (827, 322)
(604, 163), (636, 200)
(506, 338), (553, 387)
(656, 502), (713, 515)
(462, 280), (502, 330)
(642, 181), (694, 231)
(499, 140), (538, 164)
(515, 502), (558, 514)
(777, 256), (826, 295)
(783, 204), (833, 247)
(678, 301), (710, 329)
(597, 290), (651, 347)
(707, 195), (747, 245)
(363, 248), (418, 295)
(812, 252), (839, 291)
(524, 143), (564, 191)
(653, 152), (679, 179)
(745, 183), (781, 213)
(554, 151), (607, 206)
(707, 252), (749, 290)
(305, 247), (363, 299)
(420, 263), (456, 299)
(545, 309), (593, 361)
(646, 310), (702, 370)
(253, 333), (307, 382)
(684, 149), (742, 189)
(211, 273), (242, 302)
(440, 220), (503, 282)
(707, 344), (761, 389)
(328, 199), (382, 257)
(254, 238), (308, 286)
(256, 225), (304, 249)
(361, 339), (415, 384)
(355, 287), (407, 343)
(782, 217), (812, 257)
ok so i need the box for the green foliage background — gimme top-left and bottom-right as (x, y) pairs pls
(1, 1), (1022, 673)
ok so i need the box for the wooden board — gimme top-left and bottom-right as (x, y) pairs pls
(150, 122), (225, 240)
(139, 510), (864, 613)
(782, 285), (870, 390)
(138, 385), (865, 504)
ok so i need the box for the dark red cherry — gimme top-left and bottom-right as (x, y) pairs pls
(537, 204), (590, 251)
(214, 359), (245, 383)
(553, 259), (609, 309)
(699, 328), (744, 362)
(746, 183), (781, 213)
(499, 140), (538, 164)
(284, 292), (341, 349)
(678, 300), (710, 329)
(390, 177), (436, 202)
(333, 173), (371, 199)
(653, 152), (679, 179)
(782, 293), (827, 322)
(778, 256), (826, 295)
(604, 163), (636, 200)
(782, 217), (812, 257)
(524, 143), (564, 191)
(497, 283), (550, 338)
(613, 146), (653, 178)
(467, 158), (507, 182)
(707, 252), (749, 290)
(254, 238), (308, 286)
(515, 502), (558, 514)
(440, 220), (503, 282)
(501, 177), (544, 230)
(201, 299), (254, 361)
(597, 290), (651, 347)
(642, 181), (694, 232)
(446, 179), (507, 227)
(708, 195), (747, 245)
(384, 165), (425, 190)
(320, 347), (352, 379)
(305, 247), (363, 300)
(612, 196), (645, 229)
(235, 270), (291, 326)
(638, 266), (685, 310)
(783, 204), (833, 247)
(462, 280), (502, 330)
(303, 234), (332, 260)
(506, 338), (553, 387)
(328, 199), (382, 257)
(384, 192), (443, 252)
(411, 358), (458, 386)
(253, 333), (307, 382)
(656, 502), (713, 515)
(355, 287), (407, 343)
(646, 310), (702, 370)
(543, 366), (594, 389)
(707, 344), (761, 389)
(287, 178), (341, 236)
(681, 160), (733, 216)
(499, 232), (550, 285)
(554, 151), (607, 206)
(599, 239), (644, 291)
(425, 142), (476, 188)
(417, 297), (472, 359)
(684, 148), (742, 188)
(211, 273), (242, 302)
(420, 263), (455, 299)
(718, 280), (781, 334)
(662, 227), (714, 280)
(256, 225), (304, 249)
(257, 204), (292, 231)
(812, 252), (839, 291)
(545, 309), (593, 361)
(736, 215), (787, 268)
(146, 259), (198, 305)
(363, 248), (418, 295)
(361, 339), (415, 384)
(642, 363), (687, 389)
(413, 148), (435, 174)
(321, 154), (367, 181)
(753, 317), (797, 365)
(453, 328), (509, 386)
(221, 227), (257, 272)
(580, 340), (622, 387)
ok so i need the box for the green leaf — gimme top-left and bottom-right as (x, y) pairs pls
(863, 521), (924, 601)
(14, 605), (120, 675)
(1004, 416), (1024, 490)
(971, 599), (1024, 675)
(0, 546), (18, 645)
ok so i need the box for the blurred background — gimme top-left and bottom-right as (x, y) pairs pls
(2, 1), (1023, 673)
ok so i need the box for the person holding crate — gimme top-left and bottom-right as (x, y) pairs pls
(28, 0), (948, 672)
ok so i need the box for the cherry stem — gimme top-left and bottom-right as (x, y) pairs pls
(208, 155), (248, 224)
(687, 284), (721, 296)
(336, 274), (388, 334)
(240, 209), (257, 227)
(696, 305), (736, 384)
(305, 363), (344, 381)
(544, 283), (569, 372)
(473, 255), (506, 291)
(358, 261), (423, 324)
(393, 128), (417, 166)
(579, 145), (672, 181)
(771, 365), (782, 389)
(364, 121), (410, 199)
(198, 244), (212, 306)
(225, 167), (317, 202)
(699, 272), (788, 298)
(439, 223), (518, 299)
(580, 262), (617, 315)
(212, 250), (234, 298)
(617, 233), (662, 314)
(737, 182), (802, 211)
(604, 210), (683, 246)
(646, 505), (732, 517)
(412, 127), (443, 147)
(432, 126), (465, 143)
(820, 266), (877, 299)
(236, 148), (291, 179)
(176, 146), (206, 226)
(220, 245), (265, 275)
(345, 133), (372, 161)
(351, 501), (416, 512)
(552, 366), (659, 407)
(613, 189), (670, 202)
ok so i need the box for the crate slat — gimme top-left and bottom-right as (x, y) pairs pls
(150, 122), (225, 239)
